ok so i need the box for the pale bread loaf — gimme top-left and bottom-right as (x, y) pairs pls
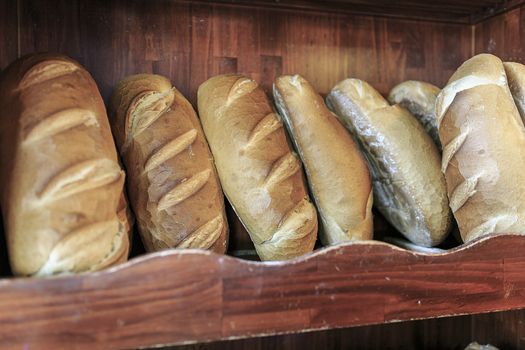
(436, 53), (525, 242)
(327, 78), (451, 247)
(504, 62), (525, 125)
(273, 74), (373, 246)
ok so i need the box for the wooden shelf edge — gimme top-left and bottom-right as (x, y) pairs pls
(1, 233), (524, 349)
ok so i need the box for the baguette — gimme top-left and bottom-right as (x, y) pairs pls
(0, 54), (131, 276)
(436, 53), (525, 242)
(198, 74), (317, 260)
(273, 74), (373, 246)
(388, 80), (442, 148)
(503, 62), (525, 125)
(110, 74), (228, 253)
(327, 79), (451, 247)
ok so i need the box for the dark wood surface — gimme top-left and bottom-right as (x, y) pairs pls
(186, 0), (525, 24)
(475, 4), (525, 62)
(2, 0), (472, 106)
(0, 234), (523, 349)
(172, 309), (524, 350)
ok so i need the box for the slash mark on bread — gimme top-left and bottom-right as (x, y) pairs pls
(18, 61), (79, 90)
(226, 77), (258, 105)
(39, 159), (122, 202)
(144, 129), (198, 173)
(25, 108), (99, 143)
(129, 89), (175, 139)
(178, 215), (224, 249)
(246, 113), (283, 147)
(264, 153), (301, 188)
(441, 129), (468, 172)
(449, 175), (479, 213)
(157, 169), (211, 211)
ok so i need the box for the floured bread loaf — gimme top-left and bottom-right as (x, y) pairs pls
(198, 74), (317, 260)
(273, 74), (373, 246)
(327, 78), (451, 247)
(504, 62), (525, 125)
(109, 74), (228, 253)
(0, 54), (131, 276)
(436, 53), (525, 242)
(388, 80), (442, 148)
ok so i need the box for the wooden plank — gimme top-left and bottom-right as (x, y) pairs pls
(0, 235), (522, 348)
(0, 0), (18, 70)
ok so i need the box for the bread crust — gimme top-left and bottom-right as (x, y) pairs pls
(328, 78), (451, 247)
(0, 53), (131, 276)
(436, 54), (525, 242)
(109, 74), (228, 253)
(198, 74), (317, 260)
(273, 74), (373, 246)
(388, 80), (441, 148)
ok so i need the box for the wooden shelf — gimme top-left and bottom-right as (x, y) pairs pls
(1, 234), (524, 349)
(189, 0), (525, 24)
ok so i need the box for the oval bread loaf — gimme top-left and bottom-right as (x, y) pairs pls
(327, 78), (451, 247)
(0, 53), (131, 276)
(436, 53), (525, 242)
(388, 80), (442, 148)
(198, 74), (317, 260)
(273, 74), (373, 246)
(110, 74), (228, 253)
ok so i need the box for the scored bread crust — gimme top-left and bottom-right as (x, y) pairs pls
(197, 74), (317, 260)
(436, 53), (525, 242)
(504, 62), (525, 126)
(273, 74), (373, 246)
(0, 53), (131, 276)
(109, 74), (228, 253)
(388, 80), (442, 148)
(327, 78), (451, 247)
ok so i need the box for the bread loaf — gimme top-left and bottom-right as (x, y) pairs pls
(327, 79), (451, 247)
(388, 80), (442, 148)
(198, 74), (317, 260)
(109, 74), (228, 253)
(0, 53), (131, 276)
(503, 62), (525, 124)
(436, 53), (525, 242)
(273, 74), (373, 246)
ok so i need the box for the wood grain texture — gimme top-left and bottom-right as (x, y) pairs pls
(16, 0), (472, 105)
(0, 234), (523, 349)
(0, 0), (18, 70)
(185, 0), (525, 24)
(475, 5), (525, 62)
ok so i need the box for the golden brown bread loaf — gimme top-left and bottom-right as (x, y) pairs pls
(273, 74), (373, 246)
(503, 62), (525, 125)
(109, 74), (228, 253)
(436, 53), (525, 242)
(388, 80), (442, 148)
(327, 78), (451, 247)
(198, 74), (317, 260)
(0, 53), (131, 276)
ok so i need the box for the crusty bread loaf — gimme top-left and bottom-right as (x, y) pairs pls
(0, 53), (131, 276)
(388, 80), (442, 148)
(198, 74), (317, 260)
(109, 74), (228, 253)
(327, 78), (451, 247)
(504, 62), (525, 125)
(436, 53), (525, 242)
(273, 74), (373, 246)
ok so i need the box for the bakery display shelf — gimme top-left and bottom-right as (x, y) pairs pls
(0, 233), (524, 349)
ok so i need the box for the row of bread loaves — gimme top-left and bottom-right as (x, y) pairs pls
(2, 52), (524, 277)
